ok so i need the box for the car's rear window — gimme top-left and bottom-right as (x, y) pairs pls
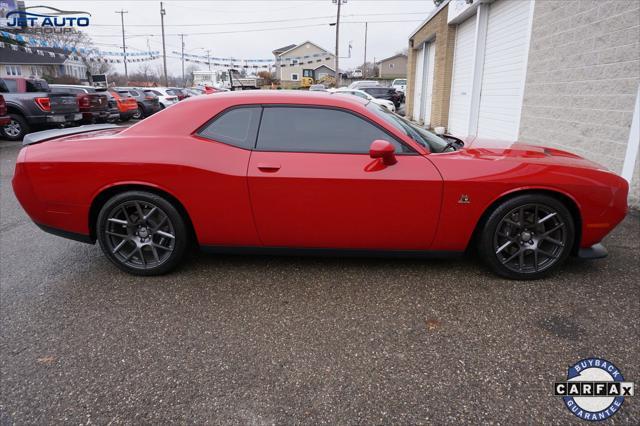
(26, 79), (49, 92)
(198, 107), (261, 149)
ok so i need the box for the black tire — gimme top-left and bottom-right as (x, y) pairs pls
(478, 194), (575, 280)
(1, 113), (30, 141)
(97, 191), (189, 276)
(133, 104), (144, 119)
(120, 116), (131, 122)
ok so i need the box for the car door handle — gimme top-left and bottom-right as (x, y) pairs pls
(257, 163), (281, 172)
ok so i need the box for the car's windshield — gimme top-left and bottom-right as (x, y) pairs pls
(366, 103), (451, 153)
(393, 79), (407, 85)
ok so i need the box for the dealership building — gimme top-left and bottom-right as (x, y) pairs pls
(406, 0), (640, 207)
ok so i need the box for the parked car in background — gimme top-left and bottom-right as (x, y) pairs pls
(359, 86), (403, 108)
(332, 88), (396, 112)
(348, 80), (380, 90)
(351, 69), (363, 78)
(12, 91), (628, 279)
(107, 89), (138, 122)
(0, 94), (10, 126)
(103, 91), (123, 123)
(50, 84), (111, 124)
(0, 77), (81, 141)
(168, 88), (190, 101)
(185, 88), (204, 97)
(309, 84), (327, 92)
(391, 78), (407, 95)
(143, 88), (179, 109)
(115, 88), (161, 120)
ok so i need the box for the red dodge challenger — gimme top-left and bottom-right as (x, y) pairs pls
(12, 91), (628, 279)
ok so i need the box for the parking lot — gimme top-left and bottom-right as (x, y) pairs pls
(0, 139), (638, 423)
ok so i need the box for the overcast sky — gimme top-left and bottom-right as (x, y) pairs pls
(40, 0), (434, 76)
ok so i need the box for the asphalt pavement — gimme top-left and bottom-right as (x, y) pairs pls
(1, 140), (638, 424)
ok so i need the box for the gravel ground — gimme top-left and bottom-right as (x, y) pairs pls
(1, 140), (638, 424)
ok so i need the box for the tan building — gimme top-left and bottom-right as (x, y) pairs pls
(377, 54), (408, 79)
(272, 41), (335, 89)
(407, 0), (640, 208)
(406, 2), (456, 128)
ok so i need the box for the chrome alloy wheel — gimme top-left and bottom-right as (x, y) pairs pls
(4, 119), (21, 137)
(104, 200), (176, 270)
(493, 203), (567, 274)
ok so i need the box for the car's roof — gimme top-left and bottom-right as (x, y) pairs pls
(184, 89), (367, 105)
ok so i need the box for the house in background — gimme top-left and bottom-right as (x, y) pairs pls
(0, 45), (88, 81)
(407, 0), (640, 207)
(272, 41), (335, 88)
(377, 53), (408, 79)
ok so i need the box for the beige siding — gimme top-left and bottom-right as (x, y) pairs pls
(519, 0), (640, 207)
(407, 5), (456, 128)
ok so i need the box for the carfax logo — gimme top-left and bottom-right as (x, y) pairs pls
(6, 5), (90, 29)
(555, 357), (634, 421)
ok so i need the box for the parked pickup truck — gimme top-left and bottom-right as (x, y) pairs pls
(50, 84), (113, 124)
(0, 94), (10, 126)
(0, 77), (82, 141)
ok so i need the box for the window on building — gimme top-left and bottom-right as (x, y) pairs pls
(389, 63), (395, 69)
(291, 73), (299, 81)
(256, 107), (411, 154)
(197, 107), (261, 150)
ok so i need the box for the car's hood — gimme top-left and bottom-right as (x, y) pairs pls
(461, 136), (606, 170)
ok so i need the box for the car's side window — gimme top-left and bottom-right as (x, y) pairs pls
(256, 106), (413, 154)
(197, 106), (261, 150)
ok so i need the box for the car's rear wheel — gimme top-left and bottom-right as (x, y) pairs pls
(478, 194), (574, 280)
(132, 106), (143, 120)
(97, 191), (189, 275)
(1, 114), (30, 141)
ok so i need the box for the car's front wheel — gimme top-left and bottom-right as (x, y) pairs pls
(478, 194), (574, 280)
(97, 191), (189, 275)
(132, 105), (143, 120)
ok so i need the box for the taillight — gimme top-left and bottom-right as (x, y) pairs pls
(0, 95), (6, 115)
(34, 97), (51, 112)
(78, 94), (91, 108)
(145, 95), (155, 100)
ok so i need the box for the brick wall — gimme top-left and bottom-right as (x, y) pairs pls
(407, 5), (456, 128)
(519, 0), (640, 206)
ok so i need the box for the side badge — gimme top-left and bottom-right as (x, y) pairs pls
(458, 194), (471, 204)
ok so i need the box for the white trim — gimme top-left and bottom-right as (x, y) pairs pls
(514, 0), (535, 138)
(467, 4), (488, 136)
(621, 84), (640, 183)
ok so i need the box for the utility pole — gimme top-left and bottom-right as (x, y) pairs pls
(160, 2), (168, 86)
(363, 22), (368, 79)
(207, 50), (211, 71)
(115, 10), (128, 81)
(179, 34), (185, 86)
(333, 0), (346, 86)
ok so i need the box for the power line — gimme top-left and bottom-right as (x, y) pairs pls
(89, 12), (431, 27)
(87, 19), (423, 38)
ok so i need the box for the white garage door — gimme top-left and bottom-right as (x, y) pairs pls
(421, 42), (436, 127)
(476, 0), (532, 140)
(448, 17), (476, 136)
(412, 44), (425, 122)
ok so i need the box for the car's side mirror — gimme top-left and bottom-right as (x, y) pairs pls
(369, 140), (397, 165)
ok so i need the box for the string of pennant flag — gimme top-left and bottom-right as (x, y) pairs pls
(173, 50), (333, 69)
(0, 31), (159, 60)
